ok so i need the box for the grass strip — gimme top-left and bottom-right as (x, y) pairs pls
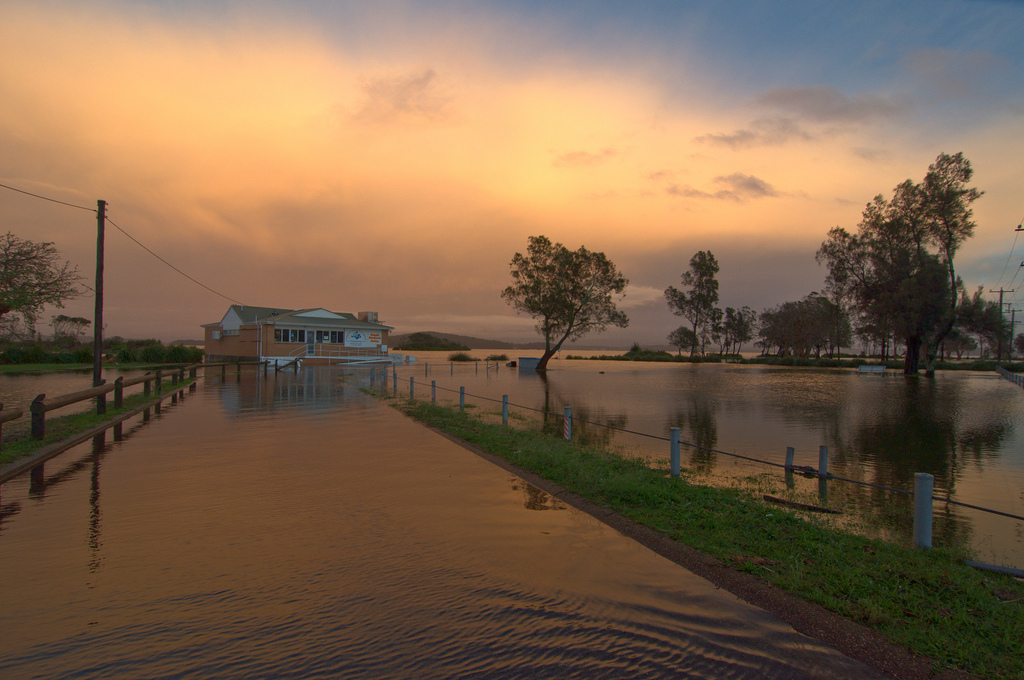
(384, 395), (1023, 680)
(0, 380), (195, 465)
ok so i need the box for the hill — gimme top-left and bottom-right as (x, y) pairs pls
(388, 331), (632, 351)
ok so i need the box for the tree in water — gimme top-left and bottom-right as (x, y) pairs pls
(0, 232), (82, 338)
(817, 152), (982, 375)
(665, 250), (720, 356)
(501, 235), (628, 370)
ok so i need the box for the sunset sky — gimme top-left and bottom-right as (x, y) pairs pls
(2, 0), (1022, 346)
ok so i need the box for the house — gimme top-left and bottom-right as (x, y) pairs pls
(203, 305), (394, 365)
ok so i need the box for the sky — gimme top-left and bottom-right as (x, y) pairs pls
(2, 0), (1022, 346)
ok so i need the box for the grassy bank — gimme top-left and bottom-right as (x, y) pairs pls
(379, 394), (1022, 679)
(0, 379), (195, 465)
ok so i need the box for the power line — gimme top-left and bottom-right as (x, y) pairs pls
(1, 179), (244, 306)
(105, 215), (244, 305)
(0, 181), (95, 212)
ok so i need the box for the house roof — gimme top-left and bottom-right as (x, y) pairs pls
(211, 305), (392, 330)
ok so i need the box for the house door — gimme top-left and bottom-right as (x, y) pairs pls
(307, 331), (315, 355)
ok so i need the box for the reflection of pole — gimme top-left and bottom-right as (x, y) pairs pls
(89, 453), (102, 572)
(93, 200), (106, 387)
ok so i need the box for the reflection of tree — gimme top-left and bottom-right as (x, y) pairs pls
(507, 476), (567, 511)
(535, 371), (629, 446)
(825, 376), (1009, 555)
(668, 394), (719, 473)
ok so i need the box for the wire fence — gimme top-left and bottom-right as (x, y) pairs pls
(371, 368), (1024, 524)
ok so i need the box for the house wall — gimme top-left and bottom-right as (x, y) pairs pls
(204, 324), (261, 361)
(205, 320), (391, 361)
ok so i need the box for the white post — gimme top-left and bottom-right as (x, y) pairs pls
(563, 406), (572, 440)
(670, 427), (681, 478)
(914, 473), (934, 550)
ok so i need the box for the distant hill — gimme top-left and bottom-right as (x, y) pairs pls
(389, 331), (535, 350)
(388, 331), (632, 351)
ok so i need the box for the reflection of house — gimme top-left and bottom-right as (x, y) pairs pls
(203, 305), (394, 365)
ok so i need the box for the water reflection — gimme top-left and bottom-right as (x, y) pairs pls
(0, 368), (888, 679)
(508, 476), (568, 511)
(402, 354), (1024, 568)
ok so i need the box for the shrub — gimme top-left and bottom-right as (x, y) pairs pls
(448, 352), (479, 362)
(486, 353), (509, 361)
(166, 344), (198, 363)
(140, 344), (167, 363)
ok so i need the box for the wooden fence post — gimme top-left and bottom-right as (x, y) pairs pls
(114, 376), (124, 408)
(155, 370), (163, 393)
(31, 394), (45, 440)
(95, 379), (106, 415)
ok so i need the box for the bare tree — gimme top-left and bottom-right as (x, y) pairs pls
(0, 232), (82, 336)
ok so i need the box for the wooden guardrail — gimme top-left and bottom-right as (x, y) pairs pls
(3, 361), (268, 448)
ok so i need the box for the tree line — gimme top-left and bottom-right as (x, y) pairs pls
(662, 153), (1017, 372)
(502, 152), (1018, 374)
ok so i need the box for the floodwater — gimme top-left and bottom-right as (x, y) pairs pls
(0, 368), (883, 679)
(399, 351), (1024, 569)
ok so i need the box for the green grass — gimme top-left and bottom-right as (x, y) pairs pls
(0, 380), (195, 465)
(0, 362), (194, 375)
(379, 395), (1024, 680)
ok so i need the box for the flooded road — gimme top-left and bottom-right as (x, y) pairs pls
(0, 369), (884, 679)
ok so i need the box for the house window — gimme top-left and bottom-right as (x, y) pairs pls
(297, 329), (305, 343)
(330, 331), (340, 343)
(274, 329), (282, 342)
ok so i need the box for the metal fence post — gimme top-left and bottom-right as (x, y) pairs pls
(460, 386), (465, 412)
(670, 427), (681, 478)
(785, 446), (795, 468)
(563, 406), (572, 440)
(818, 445), (829, 478)
(393, 369), (398, 395)
(502, 395), (508, 425)
(431, 380), (436, 403)
(914, 473), (934, 550)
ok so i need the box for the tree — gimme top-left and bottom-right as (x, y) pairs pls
(957, 287), (1009, 358)
(667, 326), (698, 356)
(665, 250), (720, 356)
(502, 235), (628, 370)
(720, 306), (757, 356)
(0, 232), (82, 336)
(817, 153), (980, 375)
(1015, 333), (1024, 358)
(51, 314), (91, 345)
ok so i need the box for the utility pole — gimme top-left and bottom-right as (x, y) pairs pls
(990, 288), (1014, 361)
(1008, 308), (1021, 360)
(93, 200), (106, 387)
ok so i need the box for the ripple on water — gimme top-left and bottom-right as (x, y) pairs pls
(0, 370), (884, 679)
